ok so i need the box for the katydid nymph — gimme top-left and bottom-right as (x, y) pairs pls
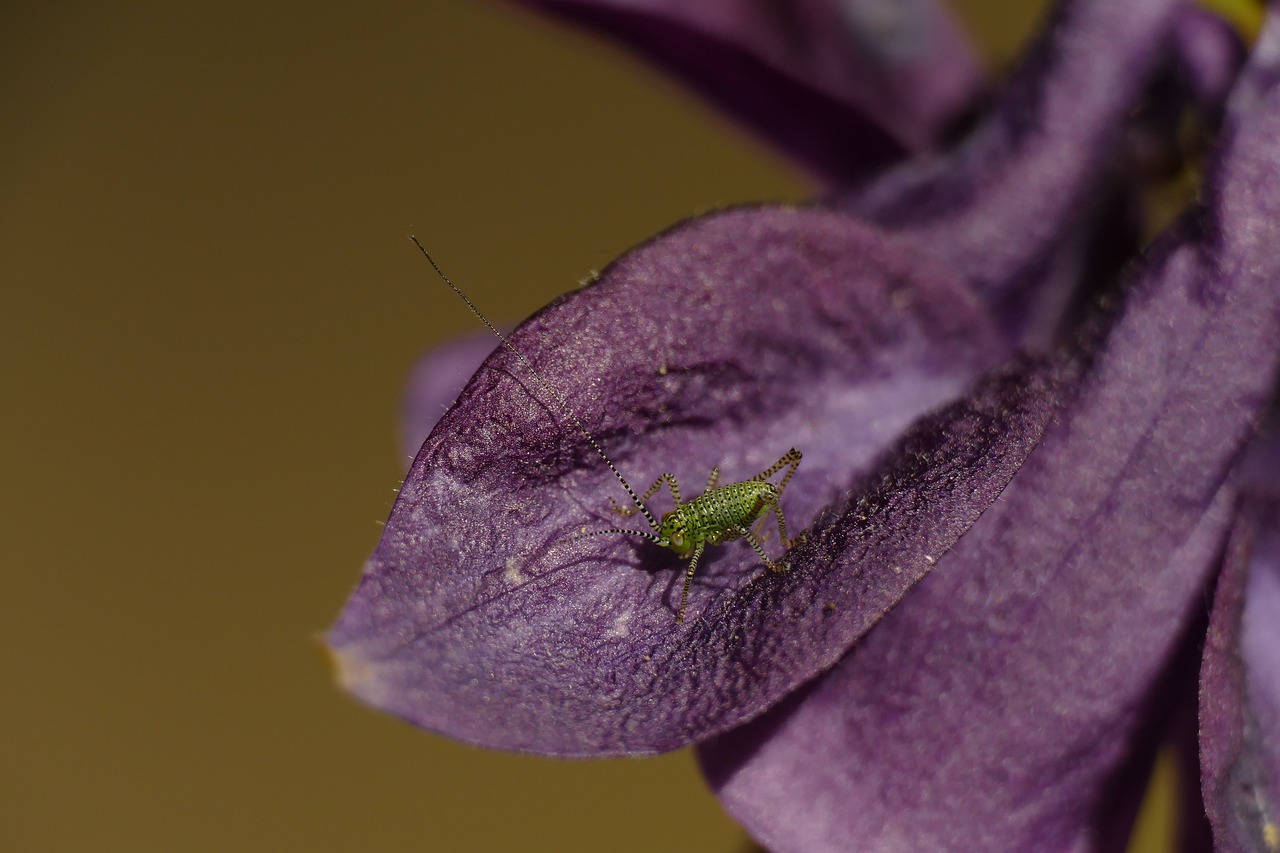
(411, 237), (804, 623)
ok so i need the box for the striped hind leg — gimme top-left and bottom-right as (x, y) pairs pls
(752, 448), (802, 493)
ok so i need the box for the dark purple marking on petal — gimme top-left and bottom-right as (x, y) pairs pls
(400, 332), (498, 465)
(327, 204), (1067, 755)
(1201, 498), (1280, 853)
(700, 64), (1280, 846)
(509, 0), (983, 185)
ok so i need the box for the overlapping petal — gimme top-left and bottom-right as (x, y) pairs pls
(509, 0), (984, 184)
(842, 0), (1194, 345)
(1200, 28), (1280, 847)
(1202, 494), (1280, 853)
(699, 14), (1280, 849)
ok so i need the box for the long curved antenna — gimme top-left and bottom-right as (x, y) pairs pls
(571, 526), (666, 546)
(411, 236), (660, 533)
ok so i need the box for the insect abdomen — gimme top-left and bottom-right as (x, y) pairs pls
(682, 481), (777, 545)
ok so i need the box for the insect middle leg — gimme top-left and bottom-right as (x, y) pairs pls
(610, 473), (681, 516)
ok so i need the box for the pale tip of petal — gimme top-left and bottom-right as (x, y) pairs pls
(322, 638), (391, 707)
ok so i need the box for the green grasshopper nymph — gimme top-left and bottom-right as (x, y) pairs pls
(412, 237), (804, 624)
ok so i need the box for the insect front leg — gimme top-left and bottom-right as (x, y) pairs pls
(609, 473), (682, 516)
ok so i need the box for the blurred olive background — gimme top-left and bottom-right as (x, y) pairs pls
(2, 0), (1192, 850)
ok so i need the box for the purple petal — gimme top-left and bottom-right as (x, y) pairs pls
(1124, 7), (1246, 191)
(1124, 6), (1246, 185)
(1201, 496), (1280, 853)
(840, 0), (1184, 345)
(700, 48), (1280, 848)
(1238, 538), (1280, 845)
(511, 0), (984, 184)
(326, 205), (1079, 755)
(399, 333), (498, 465)
(1187, 15), (1280, 849)
(702, 488), (1235, 851)
(1171, 5), (1247, 123)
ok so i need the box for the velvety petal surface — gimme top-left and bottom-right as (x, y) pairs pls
(510, 0), (983, 184)
(1201, 495), (1280, 853)
(325, 205), (1081, 755)
(698, 22), (1280, 849)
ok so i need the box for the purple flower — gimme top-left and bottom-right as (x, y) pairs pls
(328, 1), (1280, 849)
